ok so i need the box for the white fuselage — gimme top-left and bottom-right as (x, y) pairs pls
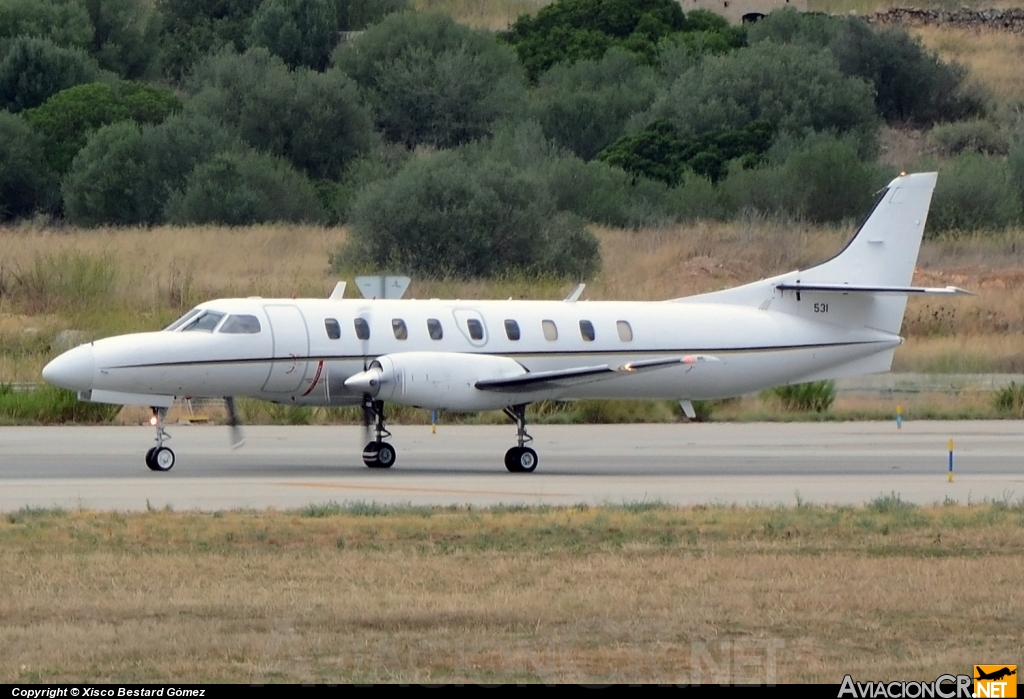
(48, 296), (901, 410)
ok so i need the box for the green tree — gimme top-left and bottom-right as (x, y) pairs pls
(749, 8), (983, 126)
(24, 80), (181, 174)
(249, 0), (337, 71)
(156, 0), (261, 81)
(61, 121), (159, 226)
(189, 48), (375, 179)
(166, 149), (325, 225)
(928, 153), (1021, 233)
(343, 152), (600, 279)
(646, 41), (879, 157)
(0, 0), (93, 51)
(0, 37), (101, 112)
(60, 112), (240, 226)
(334, 12), (525, 149)
(531, 49), (660, 161)
(507, 0), (687, 80)
(79, 0), (162, 79)
(0, 111), (55, 220)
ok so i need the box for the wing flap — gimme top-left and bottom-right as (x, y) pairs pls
(475, 355), (718, 393)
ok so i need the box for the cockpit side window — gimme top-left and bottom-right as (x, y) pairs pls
(164, 308), (202, 331)
(181, 311), (225, 332)
(219, 314), (262, 334)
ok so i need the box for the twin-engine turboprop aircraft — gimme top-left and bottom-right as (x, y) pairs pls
(43, 172), (968, 473)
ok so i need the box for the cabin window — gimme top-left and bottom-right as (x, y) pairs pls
(181, 311), (224, 333)
(466, 318), (484, 341)
(392, 319), (408, 340)
(427, 318), (443, 340)
(164, 307), (202, 331)
(324, 318), (341, 340)
(542, 319), (558, 341)
(219, 314), (262, 334)
(354, 318), (370, 340)
(579, 320), (595, 342)
(616, 320), (633, 342)
(504, 319), (520, 341)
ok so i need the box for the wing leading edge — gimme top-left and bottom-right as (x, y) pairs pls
(475, 355), (719, 393)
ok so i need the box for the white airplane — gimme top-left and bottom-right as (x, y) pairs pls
(43, 172), (967, 473)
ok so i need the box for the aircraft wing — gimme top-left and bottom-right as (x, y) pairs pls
(475, 355), (718, 393)
(775, 283), (974, 295)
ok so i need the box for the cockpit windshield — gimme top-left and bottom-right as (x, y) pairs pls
(180, 311), (225, 333)
(164, 307), (202, 331)
(219, 314), (262, 334)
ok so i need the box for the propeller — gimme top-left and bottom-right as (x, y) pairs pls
(224, 396), (245, 449)
(356, 307), (374, 445)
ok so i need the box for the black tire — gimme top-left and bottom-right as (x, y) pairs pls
(505, 447), (523, 473)
(151, 447), (175, 471)
(362, 441), (380, 468)
(145, 447), (158, 470)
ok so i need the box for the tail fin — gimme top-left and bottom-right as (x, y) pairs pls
(684, 172), (963, 335)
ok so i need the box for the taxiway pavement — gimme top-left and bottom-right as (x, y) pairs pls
(1, 422), (1022, 510)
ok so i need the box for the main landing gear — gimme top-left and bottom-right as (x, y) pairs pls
(145, 406), (175, 472)
(362, 398), (396, 469)
(503, 404), (538, 473)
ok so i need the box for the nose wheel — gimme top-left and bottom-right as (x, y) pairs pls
(362, 399), (396, 469)
(145, 407), (175, 471)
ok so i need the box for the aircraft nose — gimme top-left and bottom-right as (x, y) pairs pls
(42, 343), (95, 391)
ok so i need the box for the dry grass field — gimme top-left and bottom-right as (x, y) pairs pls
(2, 502), (1021, 683)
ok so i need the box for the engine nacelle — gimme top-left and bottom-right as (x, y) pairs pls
(345, 351), (528, 411)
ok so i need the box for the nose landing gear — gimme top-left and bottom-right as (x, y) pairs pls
(362, 398), (396, 469)
(145, 406), (175, 471)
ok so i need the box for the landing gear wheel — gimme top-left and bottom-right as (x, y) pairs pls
(150, 446), (175, 472)
(505, 446), (537, 473)
(363, 441), (395, 469)
(145, 447), (158, 471)
(375, 442), (396, 469)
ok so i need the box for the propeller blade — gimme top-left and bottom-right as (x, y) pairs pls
(225, 396), (245, 449)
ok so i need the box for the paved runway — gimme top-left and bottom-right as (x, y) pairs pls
(1, 422), (1023, 511)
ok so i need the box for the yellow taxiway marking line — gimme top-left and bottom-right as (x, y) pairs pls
(278, 481), (569, 497)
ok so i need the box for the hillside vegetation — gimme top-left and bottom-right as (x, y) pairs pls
(3, 0), (1024, 280)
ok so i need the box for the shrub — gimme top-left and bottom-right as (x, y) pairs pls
(79, 0), (162, 79)
(248, 0), (337, 71)
(599, 119), (773, 185)
(0, 0), (93, 51)
(0, 112), (54, 220)
(189, 48), (375, 179)
(334, 13), (525, 149)
(749, 9), (983, 126)
(0, 36), (101, 113)
(166, 148), (326, 225)
(765, 380), (835, 412)
(531, 49), (660, 161)
(24, 80), (182, 175)
(334, 0), (408, 30)
(931, 120), (1008, 157)
(342, 152), (600, 279)
(777, 138), (881, 224)
(0, 384), (119, 424)
(646, 42), (878, 156)
(506, 0), (688, 80)
(61, 113), (238, 226)
(928, 153), (1021, 234)
(156, 0), (262, 81)
(993, 382), (1024, 418)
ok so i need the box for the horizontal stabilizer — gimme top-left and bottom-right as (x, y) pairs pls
(775, 283), (974, 296)
(476, 355), (718, 393)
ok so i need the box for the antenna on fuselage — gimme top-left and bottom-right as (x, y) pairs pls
(564, 283), (586, 302)
(328, 281), (346, 299)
